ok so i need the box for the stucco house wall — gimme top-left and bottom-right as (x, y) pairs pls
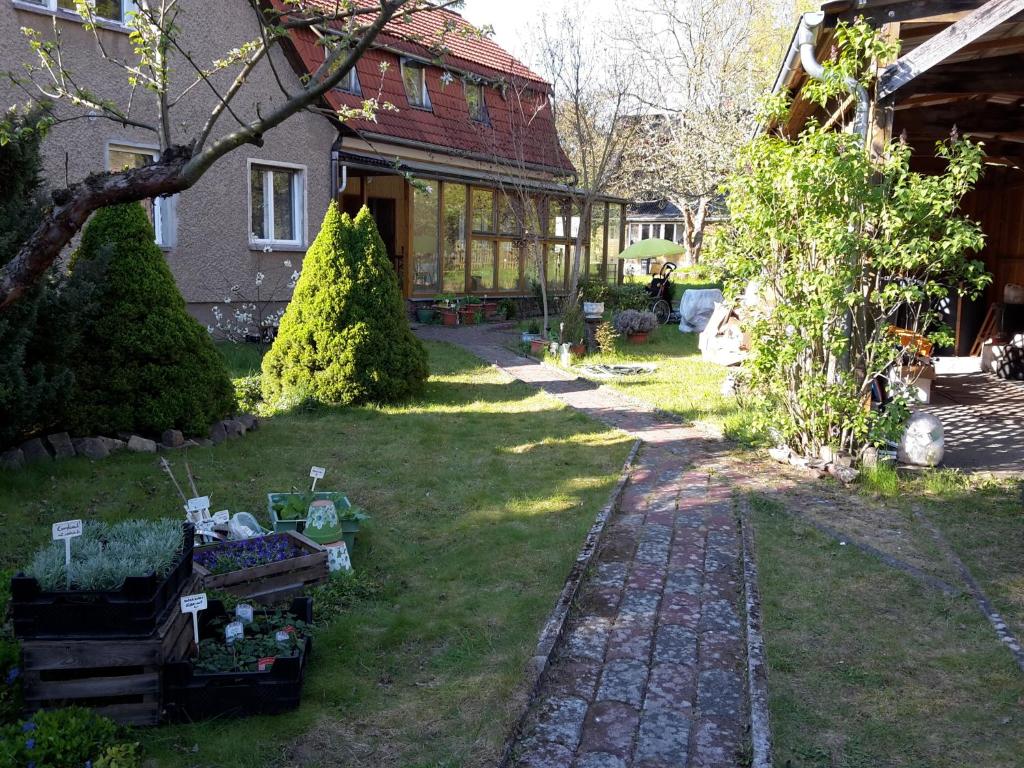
(0, 0), (338, 324)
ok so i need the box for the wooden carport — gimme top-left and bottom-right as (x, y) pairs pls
(773, 0), (1024, 359)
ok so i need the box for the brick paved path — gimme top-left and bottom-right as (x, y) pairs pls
(417, 326), (751, 768)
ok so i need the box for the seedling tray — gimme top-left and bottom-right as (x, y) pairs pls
(267, 491), (351, 533)
(10, 523), (195, 640)
(163, 598), (313, 721)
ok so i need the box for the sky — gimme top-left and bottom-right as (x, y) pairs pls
(458, 0), (622, 64)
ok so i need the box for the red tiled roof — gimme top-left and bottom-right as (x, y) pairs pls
(309, 0), (546, 84)
(280, 3), (575, 175)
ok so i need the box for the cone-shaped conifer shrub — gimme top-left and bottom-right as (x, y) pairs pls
(262, 203), (428, 407)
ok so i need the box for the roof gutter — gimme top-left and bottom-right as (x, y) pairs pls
(797, 12), (870, 143)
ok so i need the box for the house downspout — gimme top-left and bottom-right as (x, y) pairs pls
(797, 12), (870, 144)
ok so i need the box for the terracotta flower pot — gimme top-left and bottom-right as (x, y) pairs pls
(627, 332), (649, 345)
(440, 309), (458, 326)
(570, 343), (587, 357)
(481, 302), (498, 319)
(530, 338), (548, 355)
(459, 308), (477, 325)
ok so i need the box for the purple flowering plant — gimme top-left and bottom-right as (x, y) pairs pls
(194, 534), (305, 575)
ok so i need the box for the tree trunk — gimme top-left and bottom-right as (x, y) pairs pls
(682, 196), (710, 266)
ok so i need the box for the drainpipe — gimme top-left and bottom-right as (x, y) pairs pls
(330, 148), (349, 196)
(797, 12), (870, 144)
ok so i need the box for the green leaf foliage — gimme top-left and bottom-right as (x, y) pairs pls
(0, 707), (138, 768)
(262, 203), (428, 407)
(0, 106), (73, 448)
(64, 202), (235, 436)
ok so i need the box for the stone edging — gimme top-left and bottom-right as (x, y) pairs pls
(496, 437), (642, 768)
(0, 415), (259, 471)
(740, 499), (773, 768)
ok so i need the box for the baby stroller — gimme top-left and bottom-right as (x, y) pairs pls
(646, 262), (676, 325)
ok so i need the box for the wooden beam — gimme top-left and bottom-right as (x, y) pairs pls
(897, 100), (1024, 132)
(878, 0), (1024, 99)
(871, 22), (902, 159)
(829, 0), (983, 26)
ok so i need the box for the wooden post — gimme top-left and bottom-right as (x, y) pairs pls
(869, 22), (901, 160)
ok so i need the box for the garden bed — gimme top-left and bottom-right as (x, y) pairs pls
(163, 598), (313, 722)
(10, 523), (195, 640)
(193, 531), (328, 604)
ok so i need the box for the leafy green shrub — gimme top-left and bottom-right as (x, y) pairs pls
(0, 107), (73, 449)
(64, 203), (235, 436)
(608, 283), (649, 312)
(560, 303), (586, 344)
(262, 204), (428, 407)
(711, 20), (989, 456)
(308, 569), (383, 623)
(594, 321), (619, 353)
(0, 707), (130, 768)
(234, 374), (264, 414)
(497, 298), (517, 320)
(26, 519), (184, 591)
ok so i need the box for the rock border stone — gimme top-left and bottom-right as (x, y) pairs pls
(1, 414), (259, 472)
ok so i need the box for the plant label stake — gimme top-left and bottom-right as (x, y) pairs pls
(212, 510), (231, 525)
(52, 519), (83, 590)
(309, 466), (326, 492)
(180, 592), (208, 647)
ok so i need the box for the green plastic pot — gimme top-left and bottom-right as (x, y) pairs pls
(416, 307), (435, 324)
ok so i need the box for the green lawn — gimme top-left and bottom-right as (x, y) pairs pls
(573, 324), (755, 440)
(0, 341), (632, 768)
(752, 490), (1024, 768)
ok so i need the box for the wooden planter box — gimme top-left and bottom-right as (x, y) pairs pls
(10, 523), (195, 640)
(19, 575), (198, 726)
(193, 531), (329, 604)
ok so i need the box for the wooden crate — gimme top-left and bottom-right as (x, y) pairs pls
(20, 575), (198, 726)
(194, 530), (329, 604)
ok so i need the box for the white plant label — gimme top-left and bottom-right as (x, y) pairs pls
(52, 519), (83, 589)
(275, 630), (291, 643)
(186, 496), (211, 514)
(309, 465), (326, 491)
(180, 592), (208, 646)
(225, 621), (244, 645)
(212, 510), (231, 525)
(235, 603), (254, 624)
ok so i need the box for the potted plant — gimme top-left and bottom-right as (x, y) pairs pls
(561, 304), (588, 357)
(613, 309), (658, 345)
(459, 296), (481, 325)
(498, 298), (516, 321)
(163, 598), (313, 721)
(415, 305), (435, 324)
(193, 531), (329, 603)
(480, 296), (498, 320)
(10, 519), (194, 639)
(433, 294), (459, 326)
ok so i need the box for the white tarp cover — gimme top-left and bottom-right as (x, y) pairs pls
(678, 288), (725, 332)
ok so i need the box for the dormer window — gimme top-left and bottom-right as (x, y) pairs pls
(335, 65), (361, 96)
(401, 59), (431, 109)
(465, 81), (488, 123)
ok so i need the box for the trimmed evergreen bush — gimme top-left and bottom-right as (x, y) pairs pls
(262, 203), (428, 407)
(65, 202), (234, 436)
(0, 107), (72, 449)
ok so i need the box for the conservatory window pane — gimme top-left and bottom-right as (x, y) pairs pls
(589, 204), (606, 278)
(524, 240), (541, 288)
(497, 241), (520, 290)
(546, 243), (566, 289)
(470, 239), (495, 291)
(412, 180), (439, 292)
(608, 204), (622, 256)
(472, 188), (495, 233)
(442, 183), (467, 292)
(498, 194), (520, 236)
(546, 200), (568, 238)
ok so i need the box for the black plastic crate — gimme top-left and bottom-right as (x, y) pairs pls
(10, 523), (195, 640)
(163, 598), (313, 722)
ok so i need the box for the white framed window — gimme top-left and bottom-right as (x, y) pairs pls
(464, 81), (488, 123)
(106, 142), (175, 247)
(248, 160), (306, 249)
(17, 0), (138, 25)
(335, 65), (362, 96)
(401, 59), (431, 109)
